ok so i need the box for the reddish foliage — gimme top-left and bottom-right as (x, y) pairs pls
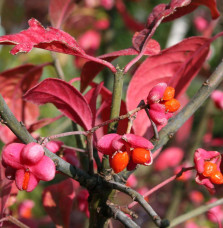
(0, 18), (116, 72)
(80, 39), (160, 92)
(132, 0), (219, 55)
(49, 0), (75, 28)
(125, 0), (219, 72)
(0, 162), (13, 219)
(164, 0), (220, 22)
(0, 64), (45, 143)
(126, 35), (222, 136)
(23, 78), (93, 130)
(27, 115), (63, 133)
(115, 0), (144, 32)
(42, 179), (79, 228)
(84, 82), (103, 127)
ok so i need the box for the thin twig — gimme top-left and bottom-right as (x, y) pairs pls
(47, 130), (87, 140)
(0, 94), (96, 189)
(0, 215), (29, 228)
(107, 204), (140, 228)
(88, 103), (148, 134)
(105, 181), (169, 228)
(51, 52), (65, 80)
(128, 166), (195, 209)
(169, 198), (223, 227)
(87, 133), (94, 175)
(61, 144), (87, 153)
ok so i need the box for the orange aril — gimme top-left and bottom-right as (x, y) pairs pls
(132, 148), (151, 165)
(22, 169), (30, 191)
(163, 87), (175, 101)
(164, 98), (180, 113)
(202, 161), (217, 177)
(110, 151), (129, 173)
(210, 171), (223, 184)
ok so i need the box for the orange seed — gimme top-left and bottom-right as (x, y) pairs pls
(210, 171), (223, 184)
(203, 161), (217, 177)
(164, 98), (180, 113)
(132, 148), (151, 165)
(163, 87), (175, 101)
(110, 151), (129, 173)
(22, 169), (30, 191)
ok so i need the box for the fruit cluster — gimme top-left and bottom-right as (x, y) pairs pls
(203, 161), (223, 184)
(97, 133), (154, 173)
(147, 83), (180, 125)
(194, 148), (222, 193)
(2, 142), (56, 192)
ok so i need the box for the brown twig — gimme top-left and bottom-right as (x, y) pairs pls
(107, 203), (140, 228)
(0, 215), (29, 228)
(105, 180), (169, 228)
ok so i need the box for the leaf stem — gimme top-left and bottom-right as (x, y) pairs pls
(51, 52), (65, 80)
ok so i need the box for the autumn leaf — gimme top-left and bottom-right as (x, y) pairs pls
(24, 78), (93, 130)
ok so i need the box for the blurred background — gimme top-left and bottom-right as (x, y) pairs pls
(0, 0), (223, 227)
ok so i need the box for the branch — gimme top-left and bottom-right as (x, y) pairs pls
(0, 215), (29, 228)
(87, 133), (94, 175)
(0, 93), (96, 189)
(88, 103), (147, 134)
(108, 66), (125, 133)
(169, 198), (223, 227)
(107, 203), (140, 228)
(105, 181), (169, 228)
(151, 59), (223, 152)
(128, 167), (195, 209)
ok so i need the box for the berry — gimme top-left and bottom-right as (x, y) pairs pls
(132, 148), (151, 165)
(164, 98), (180, 112)
(203, 161), (217, 177)
(210, 171), (223, 184)
(163, 87), (175, 101)
(110, 151), (129, 173)
(22, 169), (30, 191)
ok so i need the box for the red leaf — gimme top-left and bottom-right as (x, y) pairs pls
(164, 0), (220, 22)
(0, 18), (116, 72)
(0, 162), (13, 219)
(49, 0), (75, 29)
(84, 82), (103, 127)
(42, 179), (79, 228)
(90, 82), (129, 136)
(126, 36), (213, 136)
(80, 39), (160, 92)
(27, 115), (63, 133)
(115, 0), (144, 32)
(125, 0), (220, 72)
(0, 64), (44, 143)
(23, 78), (93, 130)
